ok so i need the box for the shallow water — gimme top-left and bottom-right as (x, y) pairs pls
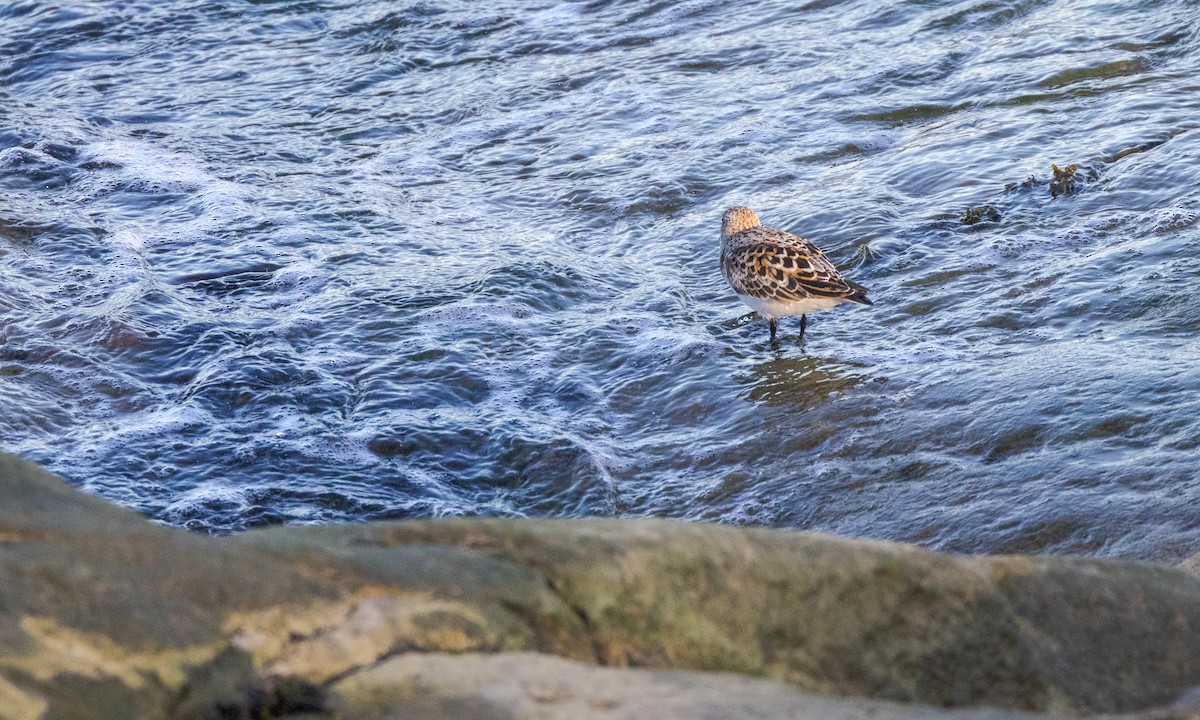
(2, 0), (1199, 558)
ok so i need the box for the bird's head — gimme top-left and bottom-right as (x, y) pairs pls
(721, 206), (761, 241)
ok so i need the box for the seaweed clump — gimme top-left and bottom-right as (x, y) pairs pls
(1051, 163), (1080, 196)
(1004, 164), (1081, 197)
(960, 205), (1001, 225)
(1049, 163), (1077, 198)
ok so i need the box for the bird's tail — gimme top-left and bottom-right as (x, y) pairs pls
(845, 279), (873, 306)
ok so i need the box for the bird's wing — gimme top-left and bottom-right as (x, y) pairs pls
(724, 228), (867, 301)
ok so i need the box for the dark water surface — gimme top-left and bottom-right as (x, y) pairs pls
(2, 0), (1199, 558)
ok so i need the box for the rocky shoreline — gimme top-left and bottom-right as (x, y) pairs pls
(3, 450), (1200, 719)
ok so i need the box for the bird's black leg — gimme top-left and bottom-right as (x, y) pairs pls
(769, 318), (777, 342)
(799, 314), (807, 338)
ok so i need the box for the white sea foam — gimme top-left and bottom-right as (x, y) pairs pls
(1153, 206), (1198, 233)
(77, 139), (253, 244)
(81, 140), (221, 194)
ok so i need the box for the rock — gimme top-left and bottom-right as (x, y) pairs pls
(251, 519), (1200, 715)
(0, 452), (354, 718)
(1174, 552), (1200, 579)
(327, 652), (1060, 720)
(4, 450), (1200, 719)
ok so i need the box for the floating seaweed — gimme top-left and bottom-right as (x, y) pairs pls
(1002, 163), (1080, 197)
(837, 243), (880, 272)
(854, 243), (880, 262)
(1049, 163), (1078, 198)
(960, 205), (1001, 225)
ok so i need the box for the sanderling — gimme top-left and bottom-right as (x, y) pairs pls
(720, 206), (872, 341)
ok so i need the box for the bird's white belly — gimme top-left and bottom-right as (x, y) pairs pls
(736, 293), (844, 318)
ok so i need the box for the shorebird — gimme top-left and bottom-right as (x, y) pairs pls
(719, 206), (871, 341)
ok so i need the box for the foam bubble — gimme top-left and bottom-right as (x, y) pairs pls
(1153, 206), (1198, 233)
(108, 229), (147, 255)
(81, 140), (217, 194)
(266, 260), (324, 289)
